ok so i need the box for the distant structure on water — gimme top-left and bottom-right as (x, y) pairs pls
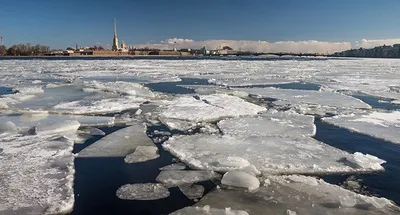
(112, 18), (119, 51)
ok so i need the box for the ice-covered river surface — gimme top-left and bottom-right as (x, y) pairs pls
(1, 56), (400, 215)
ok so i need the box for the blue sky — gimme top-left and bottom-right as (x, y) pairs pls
(1, 0), (400, 51)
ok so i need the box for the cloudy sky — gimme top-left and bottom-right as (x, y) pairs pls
(1, 0), (400, 53)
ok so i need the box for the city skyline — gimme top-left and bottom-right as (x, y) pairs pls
(1, 0), (400, 53)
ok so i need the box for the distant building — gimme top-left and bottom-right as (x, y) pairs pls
(112, 19), (119, 51)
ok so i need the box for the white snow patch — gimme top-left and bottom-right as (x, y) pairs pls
(346, 152), (386, 170)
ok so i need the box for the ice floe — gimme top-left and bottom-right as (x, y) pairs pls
(34, 120), (81, 135)
(163, 134), (385, 174)
(179, 184), (205, 200)
(159, 163), (187, 170)
(232, 87), (371, 109)
(322, 111), (400, 144)
(171, 205), (249, 215)
(193, 175), (400, 215)
(156, 170), (221, 187)
(85, 81), (156, 98)
(116, 183), (170, 200)
(53, 96), (147, 114)
(218, 110), (316, 137)
(124, 145), (160, 163)
(0, 133), (75, 215)
(78, 122), (154, 157)
(160, 94), (266, 122)
(221, 171), (260, 190)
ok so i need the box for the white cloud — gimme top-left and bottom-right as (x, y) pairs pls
(355, 39), (400, 49)
(130, 38), (400, 53)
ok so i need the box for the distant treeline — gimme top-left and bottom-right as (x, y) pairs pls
(330, 44), (400, 58)
(0, 43), (50, 56)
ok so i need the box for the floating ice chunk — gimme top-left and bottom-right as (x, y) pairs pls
(171, 206), (250, 215)
(163, 134), (381, 174)
(322, 111), (400, 144)
(35, 120), (80, 135)
(53, 96), (147, 114)
(0, 133), (75, 215)
(346, 152), (386, 170)
(179, 184), (205, 200)
(159, 163), (187, 170)
(210, 77), (295, 87)
(221, 171), (260, 190)
(0, 121), (16, 133)
(286, 209), (297, 215)
(0, 114), (115, 129)
(116, 183), (170, 200)
(88, 81), (156, 97)
(285, 174), (320, 186)
(124, 146), (160, 163)
(233, 87), (371, 109)
(159, 117), (196, 131)
(156, 170), (221, 187)
(195, 175), (400, 215)
(78, 122), (153, 157)
(218, 110), (316, 138)
(160, 94), (265, 122)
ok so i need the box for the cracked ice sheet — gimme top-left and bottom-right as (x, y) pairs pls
(322, 111), (400, 144)
(194, 175), (400, 215)
(0, 114), (115, 130)
(163, 134), (384, 174)
(83, 81), (156, 98)
(160, 94), (266, 122)
(53, 96), (147, 114)
(0, 133), (75, 215)
(218, 110), (316, 137)
(78, 122), (154, 157)
(232, 87), (371, 109)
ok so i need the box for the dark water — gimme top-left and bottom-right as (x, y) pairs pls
(72, 125), (215, 215)
(351, 93), (400, 110)
(315, 119), (400, 205)
(145, 78), (210, 94)
(0, 86), (13, 95)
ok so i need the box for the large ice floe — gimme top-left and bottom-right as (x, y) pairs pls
(156, 170), (221, 187)
(159, 94), (266, 122)
(163, 134), (385, 174)
(232, 87), (371, 109)
(0, 132), (75, 214)
(191, 175), (400, 215)
(218, 110), (316, 137)
(322, 111), (400, 144)
(78, 122), (154, 157)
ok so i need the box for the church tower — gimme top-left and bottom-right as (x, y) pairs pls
(112, 18), (119, 51)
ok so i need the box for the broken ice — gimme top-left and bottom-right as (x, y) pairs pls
(156, 170), (221, 187)
(116, 183), (170, 200)
(124, 146), (160, 163)
(322, 111), (400, 144)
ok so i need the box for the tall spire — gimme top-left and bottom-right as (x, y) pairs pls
(112, 18), (119, 51)
(114, 18), (117, 37)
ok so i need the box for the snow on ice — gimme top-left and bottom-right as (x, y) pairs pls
(322, 111), (400, 144)
(0, 133), (75, 215)
(116, 183), (170, 200)
(163, 134), (385, 174)
(156, 170), (221, 187)
(192, 175), (400, 215)
(160, 94), (266, 122)
(221, 171), (260, 190)
(218, 110), (316, 137)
